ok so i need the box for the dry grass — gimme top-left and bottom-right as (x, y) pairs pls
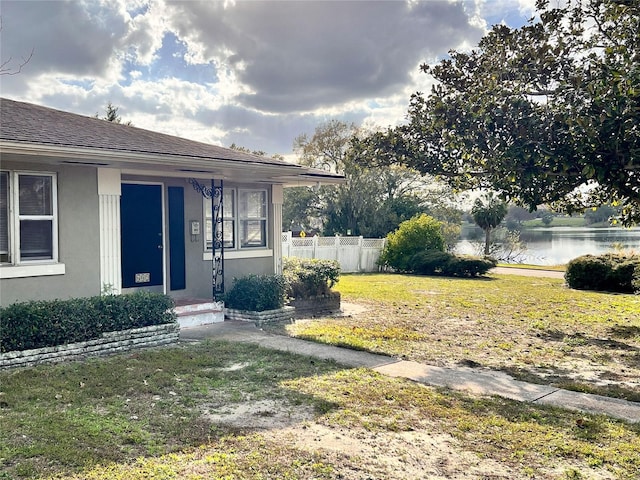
(285, 273), (640, 400)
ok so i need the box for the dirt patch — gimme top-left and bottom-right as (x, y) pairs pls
(203, 399), (315, 429)
(199, 398), (536, 479)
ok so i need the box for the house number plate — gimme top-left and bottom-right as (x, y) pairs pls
(135, 273), (151, 283)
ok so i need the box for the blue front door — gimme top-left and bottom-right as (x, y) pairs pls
(121, 183), (163, 289)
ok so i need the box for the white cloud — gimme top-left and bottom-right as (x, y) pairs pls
(0, 0), (530, 156)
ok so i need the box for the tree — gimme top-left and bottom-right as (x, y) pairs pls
(0, 17), (33, 76)
(356, 0), (639, 226)
(282, 186), (321, 232)
(95, 102), (133, 125)
(292, 120), (462, 238)
(584, 204), (619, 225)
(471, 193), (508, 255)
(504, 205), (537, 230)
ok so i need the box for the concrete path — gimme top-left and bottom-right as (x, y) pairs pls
(181, 321), (640, 424)
(492, 266), (565, 279)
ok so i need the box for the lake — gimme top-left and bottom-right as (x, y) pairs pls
(456, 226), (640, 266)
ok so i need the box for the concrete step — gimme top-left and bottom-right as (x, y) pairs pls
(174, 299), (224, 329)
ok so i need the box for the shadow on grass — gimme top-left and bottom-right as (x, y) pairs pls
(609, 325), (640, 339)
(498, 365), (640, 403)
(0, 340), (343, 479)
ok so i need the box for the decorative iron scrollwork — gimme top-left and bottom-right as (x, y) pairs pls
(188, 178), (224, 300)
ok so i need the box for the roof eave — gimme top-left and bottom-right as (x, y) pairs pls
(0, 141), (305, 176)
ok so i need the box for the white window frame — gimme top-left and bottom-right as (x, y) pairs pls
(204, 188), (235, 251)
(203, 187), (271, 260)
(238, 188), (268, 249)
(0, 170), (65, 279)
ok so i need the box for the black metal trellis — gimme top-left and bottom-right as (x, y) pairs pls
(188, 178), (224, 301)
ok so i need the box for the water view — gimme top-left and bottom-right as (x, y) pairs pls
(457, 226), (640, 266)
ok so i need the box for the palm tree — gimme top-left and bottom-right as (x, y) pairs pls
(471, 193), (508, 255)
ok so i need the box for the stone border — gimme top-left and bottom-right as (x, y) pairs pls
(225, 306), (295, 326)
(288, 292), (341, 318)
(0, 323), (179, 369)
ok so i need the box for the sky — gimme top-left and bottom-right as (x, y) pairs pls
(0, 0), (536, 161)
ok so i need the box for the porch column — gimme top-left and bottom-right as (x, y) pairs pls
(272, 184), (284, 274)
(97, 168), (122, 294)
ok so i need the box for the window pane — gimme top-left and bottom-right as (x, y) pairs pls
(240, 220), (266, 248)
(0, 172), (8, 258)
(223, 220), (234, 248)
(240, 191), (266, 218)
(223, 190), (234, 219)
(20, 220), (53, 259)
(205, 218), (212, 249)
(205, 190), (236, 250)
(19, 175), (52, 215)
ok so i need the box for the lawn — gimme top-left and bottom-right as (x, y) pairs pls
(1, 272), (639, 479)
(285, 273), (640, 401)
(522, 217), (587, 227)
(1, 340), (639, 479)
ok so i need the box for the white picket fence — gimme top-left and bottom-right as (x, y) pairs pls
(282, 232), (386, 273)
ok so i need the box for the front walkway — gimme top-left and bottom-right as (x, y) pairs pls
(180, 321), (639, 424)
(492, 266), (565, 278)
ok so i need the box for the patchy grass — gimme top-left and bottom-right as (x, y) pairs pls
(286, 273), (640, 401)
(0, 341), (341, 479)
(1, 343), (639, 479)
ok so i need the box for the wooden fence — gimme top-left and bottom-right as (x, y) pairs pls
(282, 232), (385, 273)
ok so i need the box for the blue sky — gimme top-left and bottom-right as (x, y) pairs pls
(0, 0), (535, 160)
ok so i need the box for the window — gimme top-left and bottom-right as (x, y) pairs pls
(205, 189), (234, 250)
(0, 171), (58, 264)
(239, 190), (267, 248)
(204, 188), (267, 251)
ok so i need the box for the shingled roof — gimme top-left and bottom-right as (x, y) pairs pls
(0, 97), (343, 185)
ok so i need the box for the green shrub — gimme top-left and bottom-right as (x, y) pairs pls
(378, 214), (445, 272)
(565, 254), (640, 293)
(283, 257), (340, 299)
(224, 274), (287, 311)
(409, 250), (452, 275)
(0, 292), (176, 353)
(410, 250), (497, 277)
(446, 255), (497, 277)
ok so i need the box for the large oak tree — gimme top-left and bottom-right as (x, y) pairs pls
(357, 0), (639, 225)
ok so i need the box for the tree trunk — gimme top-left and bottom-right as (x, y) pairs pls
(484, 228), (491, 256)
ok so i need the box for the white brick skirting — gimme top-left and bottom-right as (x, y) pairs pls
(225, 306), (295, 326)
(0, 323), (179, 369)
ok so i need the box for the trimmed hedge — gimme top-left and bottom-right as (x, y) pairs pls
(283, 257), (340, 299)
(565, 254), (640, 293)
(223, 274), (287, 312)
(0, 292), (176, 353)
(410, 250), (497, 277)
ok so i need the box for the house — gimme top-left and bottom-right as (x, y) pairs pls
(0, 98), (342, 323)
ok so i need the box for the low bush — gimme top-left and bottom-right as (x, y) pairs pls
(378, 214), (445, 272)
(0, 292), (176, 353)
(565, 253), (640, 293)
(283, 257), (340, 299)
(410, 250), (497, 277)
(224, 274), (287, 311)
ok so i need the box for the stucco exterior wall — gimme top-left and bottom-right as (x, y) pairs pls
(0, 164), (101, 305)
(1, 168), (279, 305)
(126, 175), (277, 301)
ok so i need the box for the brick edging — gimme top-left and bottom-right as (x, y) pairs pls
(0, 323), (180, 369)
